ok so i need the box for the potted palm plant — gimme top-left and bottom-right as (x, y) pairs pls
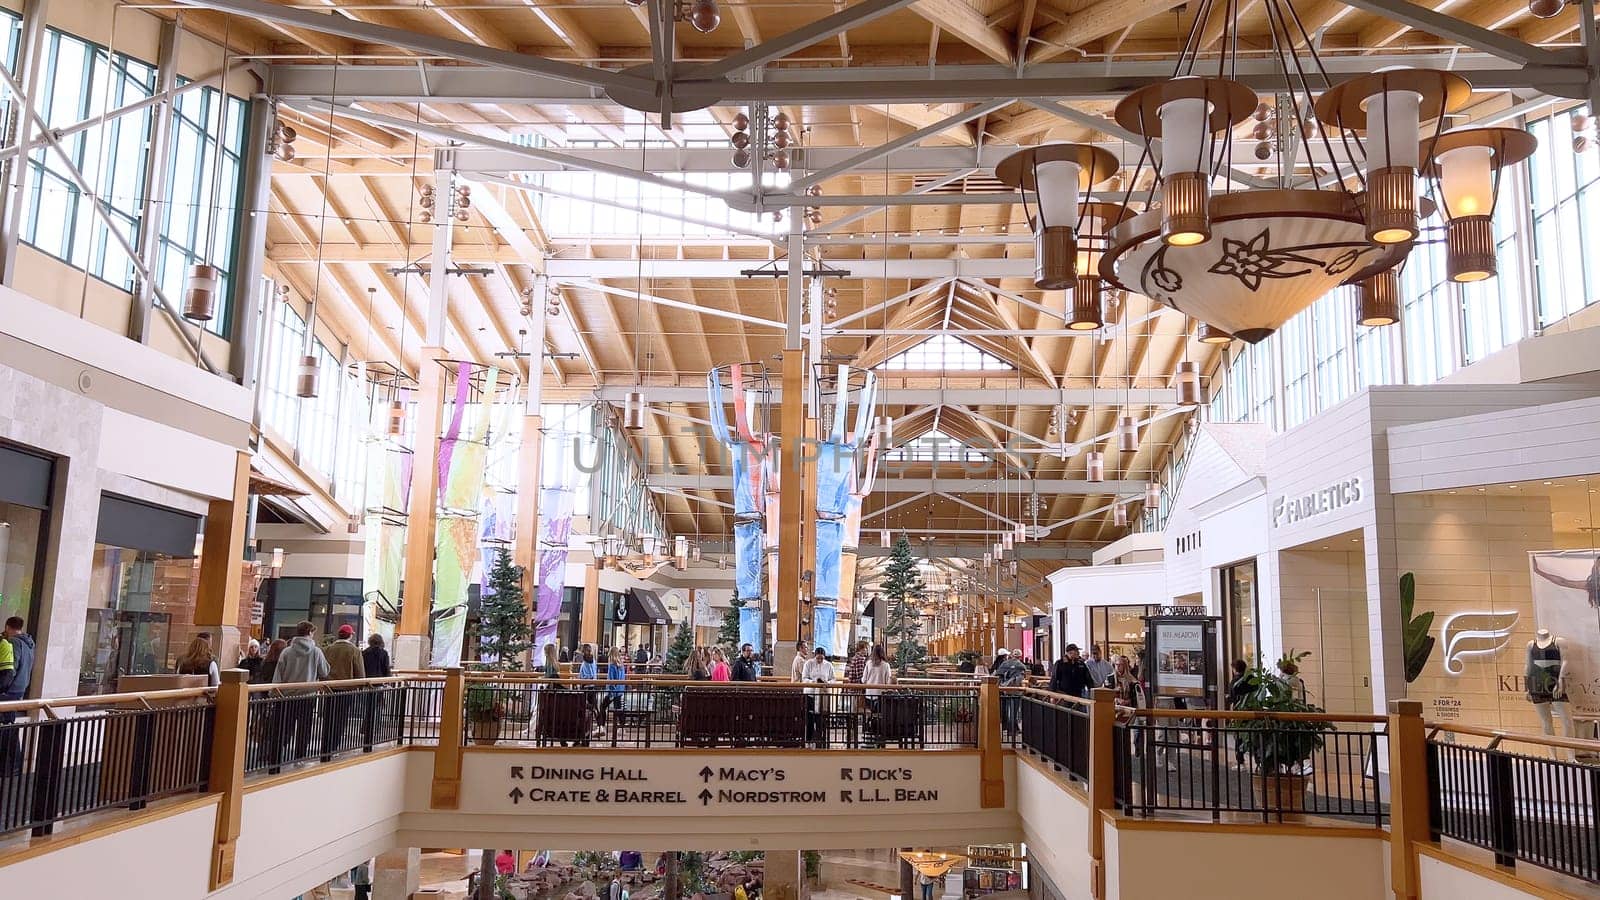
(1233, 651), (1333, 819)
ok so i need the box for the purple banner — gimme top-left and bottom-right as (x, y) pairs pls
(436, 361), (473, 502)
(533, 485), (575, 653)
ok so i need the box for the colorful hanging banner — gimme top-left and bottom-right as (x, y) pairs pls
(430, 514), (478, 667)
(534, 484), (575, 654)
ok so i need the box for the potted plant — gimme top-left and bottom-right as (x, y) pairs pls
(465, 684), (505, 745)
(1233, 651), (1333, 819)
(937, 695), (977, 744)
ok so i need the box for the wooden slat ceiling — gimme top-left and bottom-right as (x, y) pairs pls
(201, 0), (1580, 606)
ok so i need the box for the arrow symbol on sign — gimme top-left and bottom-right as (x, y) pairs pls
(511, 766), (525, 779)
(509, 787), (524, 804)
(699, 766), (714, 782)
(698, 789), (713, 806)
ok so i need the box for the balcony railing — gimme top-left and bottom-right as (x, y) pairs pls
(1428, 723), (1600, 884)
(242, 677), (444, 776)
(458, 676), (982, 749)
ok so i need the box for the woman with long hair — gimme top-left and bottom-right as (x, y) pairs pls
(689, 647), (711, 681)
(174, 635), (219, 686)
(254, 639), (287, 684)
(709, 647), (731, 682)
(540, 643), (561, 680)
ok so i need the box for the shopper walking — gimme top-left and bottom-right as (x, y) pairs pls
(1049, 644), (1094, 698)
(709, 647), (731, 681)
(731, 643), (759, 682)
(255, 639), (287, 684)
(1085, 644), (1113, 688)
(238, 640), (263, 681)
(321, 624), (365, 752)
(801, 646), (835, 744)
(843, 639), (869, 684)
(0, 616), (31, 775)
(360, 634), (393, 744)
(689, 648), (711, 680)
(992, 649), (1027, 734)
(596, 648), (627, 732)
(273, 622), (331, 763)
(917, 870), (937, 900)
(175, 636), (221, 686)
(540, 643), (561, 679)
(789, 641), (810, 682)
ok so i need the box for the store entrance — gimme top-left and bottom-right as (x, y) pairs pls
(1278, 532), (1372, 714)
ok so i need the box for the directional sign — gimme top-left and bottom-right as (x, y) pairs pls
(463, 753), (983, 816)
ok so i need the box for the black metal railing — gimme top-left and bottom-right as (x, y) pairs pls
(1429, 734), (1600, 884)
(459, 679), (981, 750)
(1119, 714), (1387, 825)
(1017, 692), (1092, 782)
(243, 679), (436, 776)
(0, 697), (215, 837)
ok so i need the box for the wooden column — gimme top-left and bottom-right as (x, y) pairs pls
(1086, 687), (1116, 899)
(978, 675), (1005, 808)
(1388, 699), (1429, 900)
(514, 412), (544, 615)
(992, 602), (1006, 657)
(776, 350), (805, 657)
(579, 562), (600, 647)
(195, 450), (251, 666)
(207, 671), (250, 889)
(431, 667), (465, 808)
(400, 349), (448, 659)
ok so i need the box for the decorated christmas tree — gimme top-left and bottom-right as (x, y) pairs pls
(718, 594), (744, 649)
(881, 536), (927, 674)
(478, 547), (531, 671)
(664, 620), (695, 674)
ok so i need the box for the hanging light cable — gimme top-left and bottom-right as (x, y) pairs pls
(185, 16), (231, 322)
(298, 56), (340, 399)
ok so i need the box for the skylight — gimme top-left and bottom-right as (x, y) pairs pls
(883, 429), (992, 463)
(878, 334), (1015, 371)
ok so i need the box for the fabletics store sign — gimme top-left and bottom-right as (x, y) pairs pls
(1272, 477), (1363, 528)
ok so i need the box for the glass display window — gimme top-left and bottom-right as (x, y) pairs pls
(81, 545), (198, 693)
(0, 501), (46, 628)
(1222, 560), (1260, 668)
(1087, 604), (1160, 671)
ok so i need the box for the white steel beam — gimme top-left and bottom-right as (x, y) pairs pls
(786, 99), (1009, 193)
(581, 385), (1180, 405)
(687, 0), (923, 80)
(562, 278), (787, 330)
(546, 256), (1036, 279)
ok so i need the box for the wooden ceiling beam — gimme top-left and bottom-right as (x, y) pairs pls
(912, 0), (1016, 65)
(1027, 0), (1189, 64)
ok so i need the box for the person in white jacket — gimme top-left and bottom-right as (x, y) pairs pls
(801, 646), (834, 745)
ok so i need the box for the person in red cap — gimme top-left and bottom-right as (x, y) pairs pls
(322, 623), (366, 753)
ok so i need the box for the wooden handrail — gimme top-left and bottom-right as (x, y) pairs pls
(458, 674), (981, 691)
(246, 674), (438, 694)
(0, 686), (215, 714)
(1133, 707), (1388, 723)
(1429, 721), (1600, 753)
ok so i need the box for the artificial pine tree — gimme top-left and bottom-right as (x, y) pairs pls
(664, 620), (695, 674)
(881, 535), (927, 674)
(718, 595), (744, 649)
(479, 547), (531, 671)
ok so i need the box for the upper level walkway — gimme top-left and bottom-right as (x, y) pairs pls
(0, 671), (1593, 900)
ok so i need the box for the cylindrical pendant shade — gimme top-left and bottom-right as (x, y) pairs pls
(1158, 96), (1214, 178)
(1035, 225), (1076, 290)
(1437, 144), (1495, 217)
(1366, 166), (1418, 244)
(1070, 276), (1104, 330)
(295, 355), (319, 399)
(1113, 504), (1129, 527)
(982, 552), (993, 568)
(1033, 157), (1084, 225)
(1365, 89), (1423, 171)
(1117, 414), (1139, 453)
(1086, 449), (1105, 483)
(992, 541), (1004, 558)
(1161, 170), (1211, 246)
(1446, 215), (1495, 283)
(387, 400), (407, 436)
(1197, 323), (1234, 344)
(1358, 269), (1402, 326)
(1145, 481), (1161, 508)
(880, 530), (891, 548)
(623, 391), (647, 430)
(1002, 532), (1014, 551)
(183, 263), (219, 321)
(1176, 360), (1204, 406)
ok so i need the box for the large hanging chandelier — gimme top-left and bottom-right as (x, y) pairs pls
(995, 0), (1534, 344)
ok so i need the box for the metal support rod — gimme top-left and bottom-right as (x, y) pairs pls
(426, 166), (453, 345)
(785, 211), (804, 350)
(230, 96), (276, 384)
(1583, 0), (1600, 123)
(0, 57), (222, 374)
(787, 99), (1009, 193)
(687, 0), (921, 81)
(131, 20), (182, 345)
(0, 0), (48, 287)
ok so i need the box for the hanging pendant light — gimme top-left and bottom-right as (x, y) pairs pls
(1423, 128), (1537, 283)
(880, 530), (891, 548)
(1115, 77), (1254, 246)
(1117, 414), (1140, 453)
(1015, 522), (1027, 543)
(623, 391), (646, 430)
(1358, 269), (1402, 326)
(674, 535), (689, 571)
(1315, 70), (1469, 245)
(1176, 360), (1204, 406)
(1145, 481), (1161, 508)
(1113, 503), (1129, 527)
(183, 264), (220, 321)
(992, 541), (1004, 558)
(1085, 449), (1106, 483)
(1002, 532), (1014, 551)
(1008, 560), (1018, 577)
(994, 144), (1119, 290)
(982, 551), (993, 569)
(1197, 323), (1234, 345)
(295, 354), (319, 399)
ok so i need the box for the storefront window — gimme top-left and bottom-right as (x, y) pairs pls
(1087, 604), (1159, 669)
(261, 576), (364, 641)
(0, 444), (52, 631)
(1222, 560), (1260, 668)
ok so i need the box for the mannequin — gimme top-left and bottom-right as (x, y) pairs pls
(1527, 629), (1575, 757)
